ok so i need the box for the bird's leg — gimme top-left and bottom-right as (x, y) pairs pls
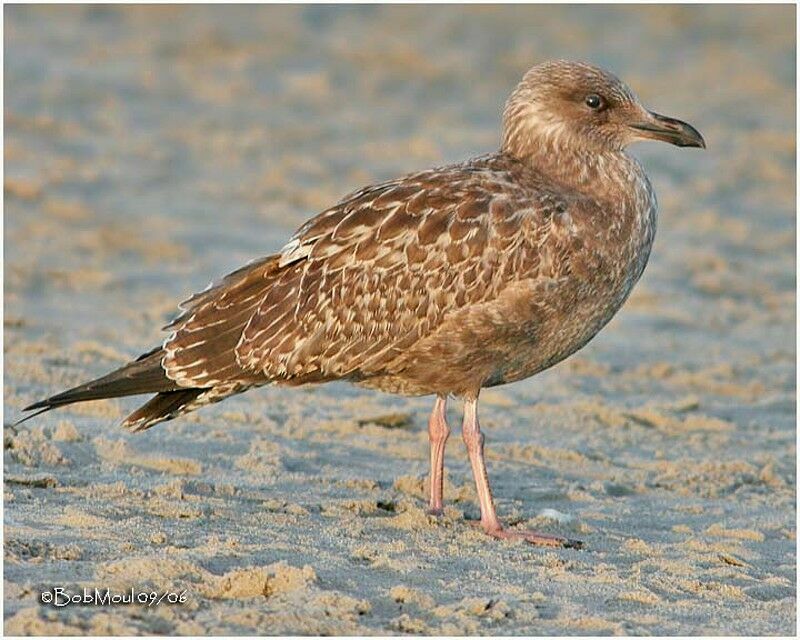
(461, 397), (582, 548)
(427, 395), (450, 516)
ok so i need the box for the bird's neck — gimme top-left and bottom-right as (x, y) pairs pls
(512, 143), (658, 280)
(508, 142), (653, 215)
(512, 142), (625, 194)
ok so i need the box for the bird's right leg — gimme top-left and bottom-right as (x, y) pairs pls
(461, 396), (582, 548)
(427, 395), (450, 516)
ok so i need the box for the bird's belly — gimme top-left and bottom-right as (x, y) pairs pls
(486, 266), (642, 387)
(371, 266), (642, 397)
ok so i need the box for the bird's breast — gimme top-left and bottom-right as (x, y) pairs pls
(488, 163), (658, 386)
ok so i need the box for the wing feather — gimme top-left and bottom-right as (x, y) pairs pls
(235, 156), (563, 383)
(161, 255), (280, 388)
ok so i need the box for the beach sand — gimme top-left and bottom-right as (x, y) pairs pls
(4, 5), (795, 635)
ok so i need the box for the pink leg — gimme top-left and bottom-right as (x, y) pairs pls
(427, 395), (450, 515)
(461, 397), (583, 548)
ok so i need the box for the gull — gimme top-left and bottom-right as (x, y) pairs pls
(22, 60), (704, 547)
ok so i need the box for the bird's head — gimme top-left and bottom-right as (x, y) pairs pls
(502, 60), (705, 158)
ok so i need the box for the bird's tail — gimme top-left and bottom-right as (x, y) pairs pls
(119, 388), (205, 432)
(18, 347), (204, 431)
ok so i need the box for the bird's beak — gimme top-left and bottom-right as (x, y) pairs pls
(629, 110), (706, 149)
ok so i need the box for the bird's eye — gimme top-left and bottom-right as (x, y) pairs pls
(585, 94), (604, 110)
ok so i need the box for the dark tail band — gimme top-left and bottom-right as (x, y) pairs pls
(17, 347), (205, 430)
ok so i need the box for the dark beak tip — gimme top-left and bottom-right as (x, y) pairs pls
(630, 115), (706, 150)
(681, 135), (706, 150)
(682, 124), (706, 150)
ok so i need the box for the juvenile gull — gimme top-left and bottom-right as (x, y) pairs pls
(23, 60), (704, 547)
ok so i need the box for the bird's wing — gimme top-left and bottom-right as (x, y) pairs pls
(161, 255), (282, 388)
(234, 159), (570, 382)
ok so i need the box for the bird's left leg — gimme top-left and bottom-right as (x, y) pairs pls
(461, 396), (582, 548)
(427, 394), (450, 515)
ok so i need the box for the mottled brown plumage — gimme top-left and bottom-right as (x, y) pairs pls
(24, 61), (704, 546)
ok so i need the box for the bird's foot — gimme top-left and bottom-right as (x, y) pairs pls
(426, 506), (445, 517)
(475, 522), (583, 549)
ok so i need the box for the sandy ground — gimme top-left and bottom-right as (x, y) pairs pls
(3, 5), (796, 636)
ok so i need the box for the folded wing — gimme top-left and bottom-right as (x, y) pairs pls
(234, 158), (554, 384)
